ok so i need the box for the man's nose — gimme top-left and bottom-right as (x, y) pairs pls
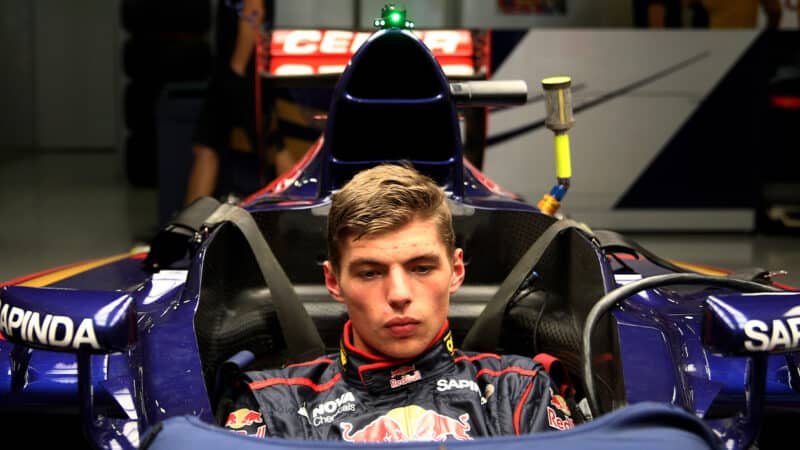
(386, 267), (412, 306)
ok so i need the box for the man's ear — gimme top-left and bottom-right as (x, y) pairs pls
(323, 260), (345, 303)
(449, 248), (465, 294)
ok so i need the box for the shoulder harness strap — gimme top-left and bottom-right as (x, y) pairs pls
(461, 218), (593, 353)
(203, 203), (327, 363)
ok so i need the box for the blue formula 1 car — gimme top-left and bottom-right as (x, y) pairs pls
(1, 5), (799, 450)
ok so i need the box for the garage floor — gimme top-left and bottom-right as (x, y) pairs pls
(1, 149), (799, 289)
(0, 150), (157, 284)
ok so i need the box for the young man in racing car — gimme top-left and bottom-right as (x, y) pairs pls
(221, 164), (575, 441)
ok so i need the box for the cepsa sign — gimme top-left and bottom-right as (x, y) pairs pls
(268, 29), (475, 77)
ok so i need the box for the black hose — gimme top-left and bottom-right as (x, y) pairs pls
(582, 273), (784, 416)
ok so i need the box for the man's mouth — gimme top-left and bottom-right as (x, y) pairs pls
(385, 318), (420, 337)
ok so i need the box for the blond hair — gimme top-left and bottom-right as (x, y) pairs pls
(327, 164), (454, 272)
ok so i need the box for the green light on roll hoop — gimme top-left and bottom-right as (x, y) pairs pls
(374, 3), (415, 29)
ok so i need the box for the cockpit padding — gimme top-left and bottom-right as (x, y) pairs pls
(195, 206), (620, 413)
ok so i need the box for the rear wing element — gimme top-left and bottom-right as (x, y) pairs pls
(262, 29), (487, 79)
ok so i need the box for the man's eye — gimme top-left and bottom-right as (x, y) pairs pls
(359, 270), (380, 279)
(413, 265), (433, 274)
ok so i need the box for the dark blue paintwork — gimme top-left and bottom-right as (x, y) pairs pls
(704, 293), (800, 355)
(0, 286), (136, 354)
(611, 268), (800, 448)
(48, 257), (152, 292)
(615, 279), (799, 404)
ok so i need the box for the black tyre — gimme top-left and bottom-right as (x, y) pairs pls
(123, 36), (211, 82)
(123, 81), (163, 132)
(125, 132), (158, 188)
(121, 0), (211, 34)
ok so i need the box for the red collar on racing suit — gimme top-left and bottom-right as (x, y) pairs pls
(338, 320), (456, 395)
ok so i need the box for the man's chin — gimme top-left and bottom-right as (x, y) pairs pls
(378, 339), (427, 360)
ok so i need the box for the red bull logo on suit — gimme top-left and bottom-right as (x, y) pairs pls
(225, 408), (263, 429)
(547, 407), (575, 430)
(339, 405), (472, 442)
(389, 365), (422, 389)
(225, 408), (267, 437)
(550, 394), (571, 416)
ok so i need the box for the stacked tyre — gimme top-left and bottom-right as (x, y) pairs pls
(121, 0), (212, 187)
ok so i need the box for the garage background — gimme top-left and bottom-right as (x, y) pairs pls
(0, 0), (798, 287)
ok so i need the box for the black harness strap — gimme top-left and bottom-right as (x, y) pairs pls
(204, 203), (327, 363)
(461, 218), (592, 353)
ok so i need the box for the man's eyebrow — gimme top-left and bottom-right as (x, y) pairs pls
(347, 253), (442, 268)
(348, 258), (385, 268)
(406, 254), (442, 264)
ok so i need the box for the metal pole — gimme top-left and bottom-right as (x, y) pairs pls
(353, 0), (362, 29)
(444, 0), (462, 28)
(78, 351), (96, 443)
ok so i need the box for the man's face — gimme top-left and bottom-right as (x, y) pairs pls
(323, 216), (464, 360)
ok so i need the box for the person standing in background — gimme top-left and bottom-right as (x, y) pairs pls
(634, 0), (684, 28)
(185, 0), (273, 205)
(638, 0), (784, 29)
(689, 0), (782, 28)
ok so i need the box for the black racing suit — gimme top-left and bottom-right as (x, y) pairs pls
(222, 321), (575, 441)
